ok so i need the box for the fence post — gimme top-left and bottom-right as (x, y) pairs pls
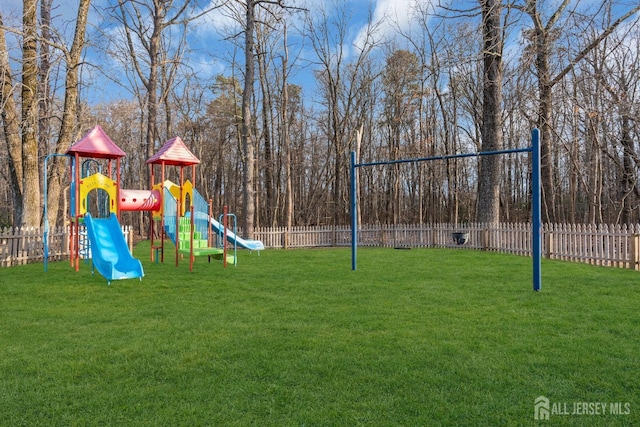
(631, 234), (640, 271)
(332, 225), (337, 247)
(482, 228), (489, 251)
(63, 223), (69, 257)
(546, 231), (553, 259)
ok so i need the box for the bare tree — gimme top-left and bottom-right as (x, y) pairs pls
(435, 0), (506, 224)
(476, 0), (504, 224)
(399, 5), (483, 224)
(110, 0), (215, 173)
(115, 0), (185, 161)
(0, 0), (40, 227)
(38, 0), (52, 175)
(240, 0), (258, 238)
(306, 1), (381, 227)
(0, 13), (24, 226)
(21, 0), (40, 227)
(254, 5), (278, 228)
(517, 0), (640, 222)
(575, 17), (640, 224)
(227, 0), (303, 237)
(380, 49), (421, 224)
(602, 42), (640, 224)
(280, 26), (296, 231)
(45, 0), (92, 228)
(207, 75), (243, 212)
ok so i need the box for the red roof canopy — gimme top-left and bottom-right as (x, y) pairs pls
(66, 125), (126, 159)
(146, 136), (200, 166)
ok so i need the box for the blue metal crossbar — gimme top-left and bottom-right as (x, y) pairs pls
(354, 147), (532, 168)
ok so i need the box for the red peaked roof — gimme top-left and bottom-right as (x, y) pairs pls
(146, 136), (200, 166)
(66, 125), (126, 159)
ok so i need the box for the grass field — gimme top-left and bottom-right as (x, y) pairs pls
(1, 243), (639, 426)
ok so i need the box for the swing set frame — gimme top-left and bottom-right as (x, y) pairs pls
(350, 129), (542, 292)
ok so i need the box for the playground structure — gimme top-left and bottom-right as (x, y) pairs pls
(350, 129), (543, 292)
(51, 125), (263, 284)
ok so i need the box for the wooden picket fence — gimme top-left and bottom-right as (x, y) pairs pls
(2, 222), (640, 271)
(0, 225), (134, 268)
(254, 222), (640, 271)
(543, 223), (639, 269)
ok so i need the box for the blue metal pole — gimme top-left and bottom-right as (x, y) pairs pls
(531, 129), (542, 291)
(350, 151), (357, 271)
(44, 155), (52, 273)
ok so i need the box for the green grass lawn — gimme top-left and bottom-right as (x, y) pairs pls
(1, 244), (639, 426)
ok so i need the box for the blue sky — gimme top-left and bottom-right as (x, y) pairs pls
(0, 0), (421, 104)
(2, 0), (638, 105)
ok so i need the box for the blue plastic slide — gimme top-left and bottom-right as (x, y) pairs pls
(205, 214), (265, 251)
(83, 213), (144, 284)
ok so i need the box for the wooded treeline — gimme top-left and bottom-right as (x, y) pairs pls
(1, 0), (640, 237)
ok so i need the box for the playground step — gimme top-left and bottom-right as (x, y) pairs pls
(209, 252), (236, 265)
(178, 239), (209, 250)
(179, 231), (202, 241)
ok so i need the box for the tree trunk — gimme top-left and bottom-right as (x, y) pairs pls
(242, 1), (256, 239)
(146, 2), (162, 185)
(282, 31), (293, 230)
(476, 0), (503, 224)
(258, 52), (275, 227)
(0, 16), (24, 226)
(535, 30), (556, 223)
(38, 0), (52, 200)
(524, 1), (640, 223)
(21, 0), (41, 227)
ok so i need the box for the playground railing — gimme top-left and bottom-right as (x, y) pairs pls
(0, 224), (134, 268)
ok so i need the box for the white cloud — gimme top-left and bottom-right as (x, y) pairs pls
(352, 0), (417, 49)
(191, 0), (243, 42)
(372, 0), (414, 31)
